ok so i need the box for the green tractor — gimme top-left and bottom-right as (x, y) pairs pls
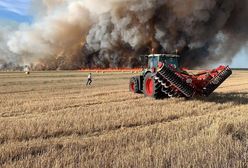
(129, 54), (180, 98)
(129, 53), (232, 99)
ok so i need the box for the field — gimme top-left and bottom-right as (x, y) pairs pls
(0, 70), (248, 168)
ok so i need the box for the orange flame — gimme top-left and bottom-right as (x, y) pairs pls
(80, 68), (142, 73)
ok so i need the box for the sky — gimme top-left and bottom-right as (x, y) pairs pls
(0, 0), (247, 68)
(229, 48), (248, 68)
(0, 0), (32, 23)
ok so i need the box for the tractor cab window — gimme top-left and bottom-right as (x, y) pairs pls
(148, 56), (159, 69)
(167, 57), (178, 68)
(160, 56), (179, 69)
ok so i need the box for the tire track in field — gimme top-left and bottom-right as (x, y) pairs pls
(0, 91), (142, 118)
(0, 107), (231, 166)
(0, 116), (177, 166)
(0, 113), (180, 147)
(0, 103), (237, 145)
(0, 104), (241, 168)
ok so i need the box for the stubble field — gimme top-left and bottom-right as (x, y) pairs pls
(0, 70), (248, 168)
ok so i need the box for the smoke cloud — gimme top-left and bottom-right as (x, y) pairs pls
(1, 0), (248, 69)
(0, 20), (19, 65)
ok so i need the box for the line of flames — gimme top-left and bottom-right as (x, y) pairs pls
(80, 68), (143, 73)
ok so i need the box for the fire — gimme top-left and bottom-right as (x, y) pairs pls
(80, 68), (143, 73)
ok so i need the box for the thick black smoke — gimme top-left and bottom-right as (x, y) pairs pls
(2, 0), (248, 69)
(85, 0), (248, 68)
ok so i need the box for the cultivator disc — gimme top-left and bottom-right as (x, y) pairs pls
(203, 66), (232, 96)
(155, 65), (195, 98)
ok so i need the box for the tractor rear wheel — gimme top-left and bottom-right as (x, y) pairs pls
(143, 73), (162, 99)
(129, 77), (140, 93)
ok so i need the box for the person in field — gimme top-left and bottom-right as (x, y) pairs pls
(24, 65), (30, 75)
(86, 73), (92, 86)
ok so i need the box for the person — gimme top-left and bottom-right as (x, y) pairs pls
(86, 73), (92, 86)
(24, 65), (30, 75)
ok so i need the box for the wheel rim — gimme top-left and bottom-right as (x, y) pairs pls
(145, 78), (153, 96)
(130, 82), (135, 92)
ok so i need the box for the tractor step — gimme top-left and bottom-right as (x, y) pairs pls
(203, 66), (232, 96)
(156, 65), (195, 98)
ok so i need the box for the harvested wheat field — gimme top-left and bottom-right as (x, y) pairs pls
(0, 70), (248, 168)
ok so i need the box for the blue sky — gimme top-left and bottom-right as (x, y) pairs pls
(229, 48), (248, 68)
(0, 0), (32, 23)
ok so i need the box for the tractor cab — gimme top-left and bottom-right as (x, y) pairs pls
(142, 54), (180, 74)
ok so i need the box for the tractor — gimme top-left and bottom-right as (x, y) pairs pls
(129, 53), (232, 99)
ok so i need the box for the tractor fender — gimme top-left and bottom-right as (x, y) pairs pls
(144, 71), (152, 76)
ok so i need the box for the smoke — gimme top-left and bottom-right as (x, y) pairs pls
(0, 20), (20, 65)
(85, 0), (248, 68)
(1, 0), (248, 69)
(7, 0), (92, 70)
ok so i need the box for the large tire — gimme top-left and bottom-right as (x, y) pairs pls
(143, 73), (162, 99)
(129, 77), (140, 93)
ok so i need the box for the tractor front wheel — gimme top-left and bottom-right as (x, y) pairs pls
(129, 77), (140, 93)
(143, 73), (162, 99)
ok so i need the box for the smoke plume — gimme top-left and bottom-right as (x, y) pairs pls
(1, 0), (248, 69)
